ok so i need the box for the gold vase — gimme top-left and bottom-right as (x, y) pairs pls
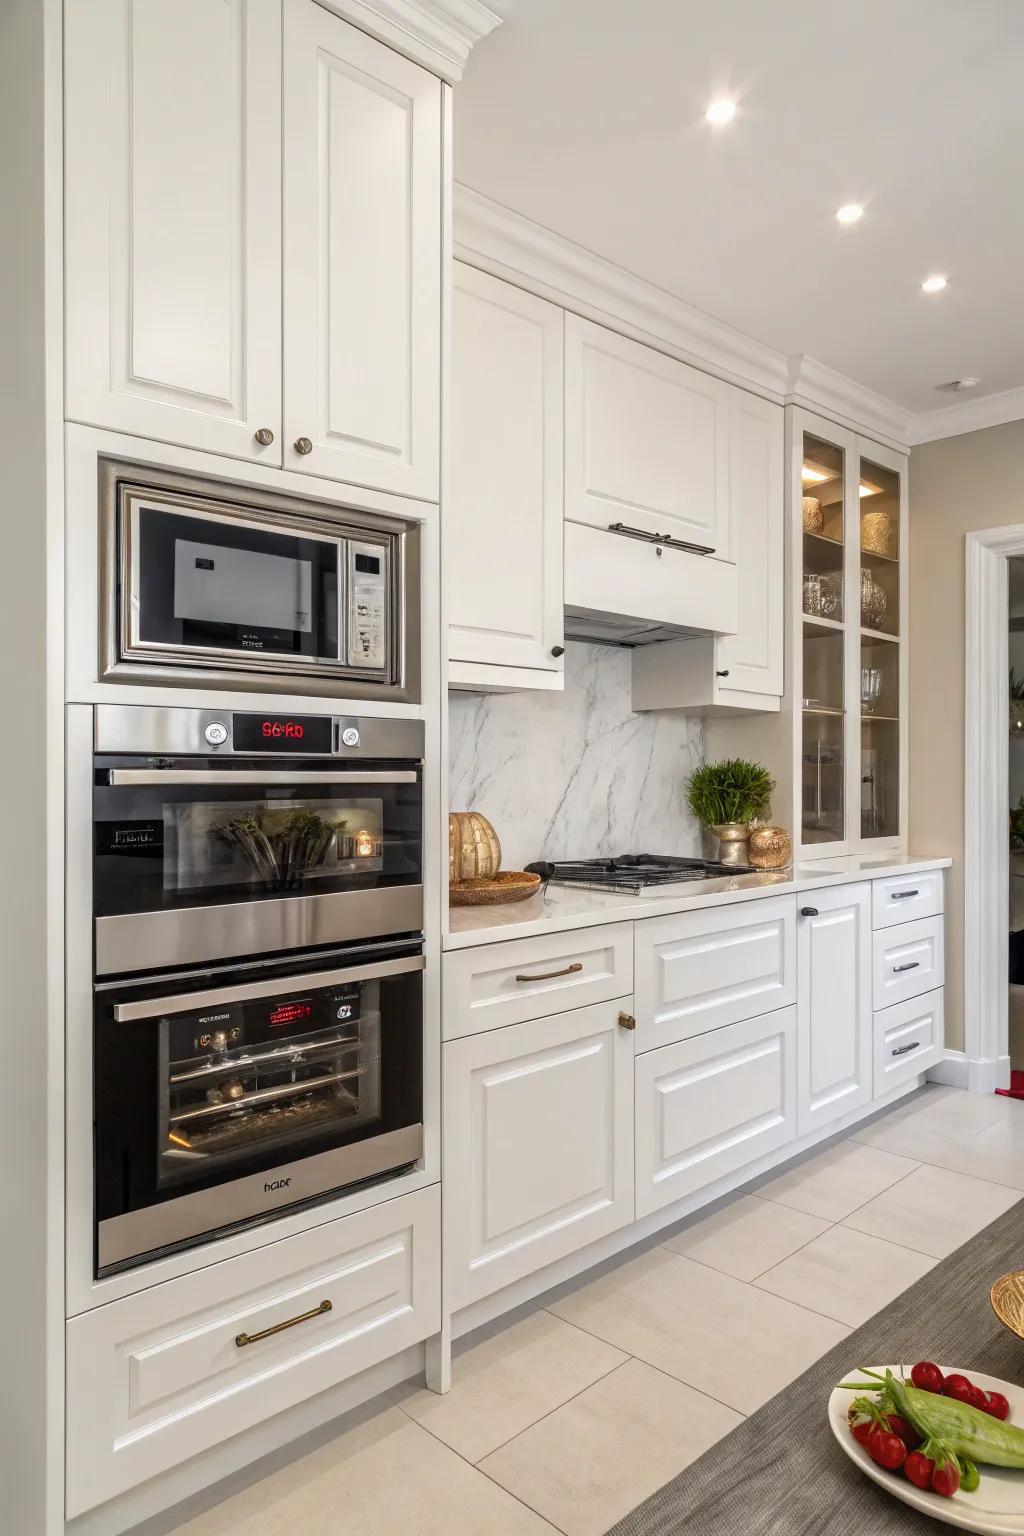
(802, 496), (824, 534)
(748, 824), (792, 871)
(712, 823), (750, 867)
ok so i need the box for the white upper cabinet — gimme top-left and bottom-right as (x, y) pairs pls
(282, 0), (441, 498)
(64, 0), (283, 463)
(716, 388), (784, 698)
(564, 315), (731, 558)
(448, 265), (564, 681)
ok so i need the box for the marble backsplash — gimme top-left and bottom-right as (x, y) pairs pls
(448, 642), (704, 871)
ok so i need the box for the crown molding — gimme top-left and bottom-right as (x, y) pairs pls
(454, 184), (791, 400)
(323, 0), (501, 82)
(908, 385), (1024, 447)
(785, 355), (912, 454)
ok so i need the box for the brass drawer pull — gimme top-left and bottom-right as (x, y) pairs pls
(235, 1298), (332, 1348)
(514, 961), (584, 984)
(618, 1011), (636, 1030)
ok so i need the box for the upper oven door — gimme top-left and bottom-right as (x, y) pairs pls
(93, 759), (423, 975)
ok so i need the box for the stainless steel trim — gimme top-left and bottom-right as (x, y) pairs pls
(97, 1123), (424, 1270)
(94, 704), (425, 760)
(106, 768), (417, 786)
(170, 1066), (367, 1125)
(97, 457), (422, 705)
(95, 885), (424, 976)
(607, 521), (715, 556)
(114, 954), (426, 1021)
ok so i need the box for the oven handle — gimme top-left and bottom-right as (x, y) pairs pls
(113, 954), (425, 1022)
(106, 769), (418, 786)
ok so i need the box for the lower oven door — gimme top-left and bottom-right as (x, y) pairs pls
(94, 944), (423, 1275)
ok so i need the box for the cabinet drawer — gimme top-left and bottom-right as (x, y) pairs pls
(872, 916), (944, 1010)
(443, 1000), (634, 1309)
(874, 989), (945, 1094)
(872, 870), (944, 930)
(66, 1187), (440, 1517)
(634, 895), (796, 1052)
(635, 1006), (796, 1219)
(443, 923), (633, 1040)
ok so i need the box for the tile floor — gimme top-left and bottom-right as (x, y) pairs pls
(165, 1085), (1024, 1536)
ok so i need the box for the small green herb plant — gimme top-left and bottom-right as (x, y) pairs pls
(686, 758), (775, 828)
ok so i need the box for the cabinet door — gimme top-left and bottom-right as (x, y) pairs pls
(635, 1006), (796, 1219)
(444, 1001), (634, 1309)
(564, 316), (731, 556)
(64, 0), (282, 462)
(449, 265), (564, 674)
(282, 0), (441, 498)
(797, 883), (872, 1134)
(716, 389), (784, 699)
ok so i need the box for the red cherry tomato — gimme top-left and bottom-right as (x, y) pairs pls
(903, 1451), (935, 1489)
(943, 1373), (977, 1406)
(968, 1383), (989, 1411)
(986, 1391), (1011, 1421)
(867, 1427), (908, 1472)
(931, 1461), (961, 1498)
(884, 1414), (920, 1449)
(911, 1361), (945, 1394)
(851, 1418), (873, 1445)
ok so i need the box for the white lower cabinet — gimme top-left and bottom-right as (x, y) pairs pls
(797, 884), (873, 1135)
(874, 988), (945, 1094)
(65, 1186), (440, 1518)
(635, 1006), (797, 1219)
(872, 915), (944, 1011)
(443, 1000), (635, 1310)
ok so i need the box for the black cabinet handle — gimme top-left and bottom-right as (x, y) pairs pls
(551, 645), (565, 658)
(892, 1041), (922, 1057)
(716, 669), (730, 678)
(800, 906), (819, 917)
(891, 889), (919, 901)
(893, 961), (921, 974)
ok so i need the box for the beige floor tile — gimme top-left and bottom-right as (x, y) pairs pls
(479, 1357), (742, 1536)
(751, 1140), (919, 1220)
(843, 1163), (1023, 1258)
(547, 1245), (848, 1414)
(168, 1406), (557, 1536)
(661, 1194), (830, 1281)
(908, 1112), (1024, 1190)
(851, 1085), (1015, 1163)
(393, 1309), (626, 1463)
(754, 1222), (935, 1325)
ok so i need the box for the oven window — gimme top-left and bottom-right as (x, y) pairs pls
(131, 501), (341, 663)
(159, 979), (382, 1187)
(93, 768), (422, 918)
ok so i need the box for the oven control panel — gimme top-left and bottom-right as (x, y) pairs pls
(94, 704), (424, 761)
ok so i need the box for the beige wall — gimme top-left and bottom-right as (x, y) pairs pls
(909, 419), (1024, 1051)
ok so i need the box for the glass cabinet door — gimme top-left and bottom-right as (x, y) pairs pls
(800, 431), (848, 845)
(859, 453), (903, 841)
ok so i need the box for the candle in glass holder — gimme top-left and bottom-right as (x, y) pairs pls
(355, 829), (376, 857)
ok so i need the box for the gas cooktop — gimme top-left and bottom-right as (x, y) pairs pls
(525, 854), (755, 895)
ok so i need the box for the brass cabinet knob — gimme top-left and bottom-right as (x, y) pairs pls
(254, 427), (274, 446)
(618, 1011), (636, 1031)
(294, 436), (313, 455)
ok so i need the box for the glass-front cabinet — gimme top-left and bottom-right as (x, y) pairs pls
(793, 409), (907, 855)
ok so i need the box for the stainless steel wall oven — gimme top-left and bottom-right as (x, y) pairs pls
(98, 459), (421, 701)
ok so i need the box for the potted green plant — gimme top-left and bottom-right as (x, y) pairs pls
(686, 758), (775, 866)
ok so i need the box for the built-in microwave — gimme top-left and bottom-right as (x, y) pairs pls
(99, 459), (420, 701)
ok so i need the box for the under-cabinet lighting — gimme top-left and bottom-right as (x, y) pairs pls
(922, 274), (947, 294)
(836, 204), (864, 224)
(803, 461), (884, 497)
(706, 97), (737, 125)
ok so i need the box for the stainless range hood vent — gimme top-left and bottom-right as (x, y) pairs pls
(563, 607), (706, 648)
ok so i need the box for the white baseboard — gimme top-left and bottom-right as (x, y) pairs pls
(928, 1050), (1012, 1093)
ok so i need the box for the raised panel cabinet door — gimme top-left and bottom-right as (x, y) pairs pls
(564, 314), (731, 556)
(443, 1001), (634, 1309)
(449, 265), (564, 673)
(64, 0), (282, 461)
(797, 883), (873, 1135)
(282, 0), (441, 498)
(635, 1006), (797, 1219)
(716, 389), (784, 698)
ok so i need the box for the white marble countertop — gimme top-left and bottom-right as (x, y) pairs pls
(444, 854), (953, 950)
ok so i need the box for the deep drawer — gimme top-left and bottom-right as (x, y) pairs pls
(872, 915), (944, 1010)
(443, 922), (633, 1040)
(66, 1186), (440, 1517)
(874, 989), (945, 1094)
(872, 869), (944, 930)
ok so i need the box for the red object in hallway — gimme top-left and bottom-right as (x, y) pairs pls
(996, 1071), (1024, 1101)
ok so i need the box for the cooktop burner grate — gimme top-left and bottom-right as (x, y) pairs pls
(525, 853), (756, 895)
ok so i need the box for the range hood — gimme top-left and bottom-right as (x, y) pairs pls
(563, 521), (738, 647)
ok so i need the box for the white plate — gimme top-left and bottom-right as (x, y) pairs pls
(829, 1365), (1024, 1534)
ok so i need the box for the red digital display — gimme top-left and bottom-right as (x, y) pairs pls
(262, 720), (304, 739)
(269, 1000), (314, 1028)
(232, 713), (332, 754)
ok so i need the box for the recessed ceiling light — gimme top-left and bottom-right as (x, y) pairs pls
(922, 274), (947, 293)
(836, 204), (864, 225)
(937, 376), (980, 392)
(706, 97), (737, 126)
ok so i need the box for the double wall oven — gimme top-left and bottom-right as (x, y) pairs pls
(90, 705), (425, 1275)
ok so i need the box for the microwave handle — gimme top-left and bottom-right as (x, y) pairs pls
(113, 953), (425, 1022)
(106, 769), (418, 787)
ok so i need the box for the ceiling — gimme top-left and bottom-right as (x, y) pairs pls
(454, 0), (1024, 417)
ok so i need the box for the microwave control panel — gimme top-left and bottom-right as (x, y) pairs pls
(347, 542), (388, 672)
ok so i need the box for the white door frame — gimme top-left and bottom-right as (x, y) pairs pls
(964, 526), (1021, 1092)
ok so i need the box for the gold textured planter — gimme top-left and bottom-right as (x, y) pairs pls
(748, 825), (793, 871)
(992, 1270), (1024, 1340)
(802, 496), (824, 534)
(712, 823), (750, 867)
